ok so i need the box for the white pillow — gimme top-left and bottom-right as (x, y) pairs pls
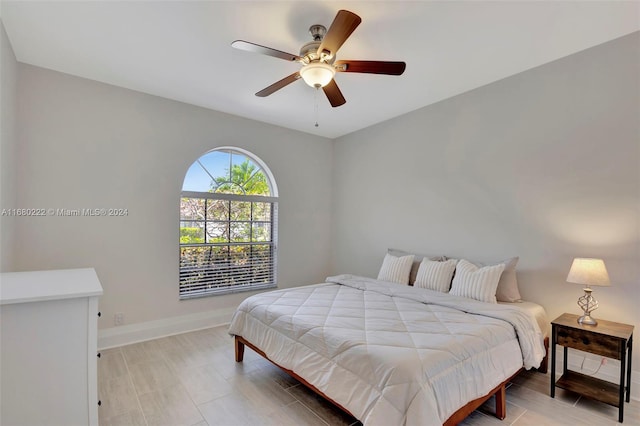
(377, 253), (414, 285)
(446, 256), (522, 302)
(493, 257), (521, 302)
(450, 259), (505, 303)
(414, 259), (458, 292)
(388, 248), (445, 285)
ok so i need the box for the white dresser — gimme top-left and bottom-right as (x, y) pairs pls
(0, 268), (103, 426)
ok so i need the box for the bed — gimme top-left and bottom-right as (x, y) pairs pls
(229, 274), (548, 426)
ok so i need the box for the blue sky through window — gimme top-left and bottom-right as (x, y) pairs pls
(182, 151), (229, 192)
(182, 150), (262, 193)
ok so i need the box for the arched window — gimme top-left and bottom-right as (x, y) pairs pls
(179, 147), (278, 298)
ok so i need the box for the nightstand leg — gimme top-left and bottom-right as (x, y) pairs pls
(626, 335), (633, 403)
(619, 347), (626, 423)
(563, 346), (568, 374)
(550, 328), (556, 398)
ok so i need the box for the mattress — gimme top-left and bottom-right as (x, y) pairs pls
(229, 274), (546, 426)
(499, 300), (549, 338)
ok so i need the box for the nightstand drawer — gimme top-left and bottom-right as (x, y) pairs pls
(555, 327), (622, 359)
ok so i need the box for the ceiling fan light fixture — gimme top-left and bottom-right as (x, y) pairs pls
(232, 10), (405, 107)
(300, 62), (335, 88)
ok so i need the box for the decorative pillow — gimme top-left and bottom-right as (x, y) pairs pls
(449, 259), (505, 303)
(446, 256), (522, 302)
(414, 258), (458, 292)
(377, 253), (415, 285)
(387, 248), (445, 285)
(492, 257), (521, 302)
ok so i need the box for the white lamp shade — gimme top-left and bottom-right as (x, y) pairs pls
(566, 258), (611, 287)
(300, 62), (335, 88)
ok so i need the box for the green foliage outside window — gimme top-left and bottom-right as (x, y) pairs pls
(212, 160), (269, 196)
(180, 227), (204, 244)
(180, 159), (271, 244)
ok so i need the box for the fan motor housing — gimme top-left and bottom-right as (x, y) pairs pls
(299, 41), (320, 62)
(299, 41), (335, 64)
(299, 24), (336, 64)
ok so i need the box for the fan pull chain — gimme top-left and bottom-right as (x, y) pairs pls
(314, 87), (319, 127)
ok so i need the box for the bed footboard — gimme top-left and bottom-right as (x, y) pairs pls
(234, 334), (523, 425)
(442, 376), (509, 425)
(233, 335), (356, 418)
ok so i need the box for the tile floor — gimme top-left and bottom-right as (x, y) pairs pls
(98, 325), (640, 425)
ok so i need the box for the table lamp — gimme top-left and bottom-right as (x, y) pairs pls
(566, 258), (610, 325)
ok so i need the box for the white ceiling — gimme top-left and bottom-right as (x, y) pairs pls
(2, 1), (638, 138)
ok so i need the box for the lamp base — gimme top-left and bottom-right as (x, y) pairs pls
(577, 314), (597, 326)
(577, 287), (599, 326)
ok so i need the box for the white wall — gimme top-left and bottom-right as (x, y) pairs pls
(13, 64), (333, 332)
(332, 34), (639, 368)
(0, 21), (18, 271)
(4, 24), (638, 378)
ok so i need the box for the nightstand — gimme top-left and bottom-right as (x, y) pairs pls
(550, 313), (634, 423)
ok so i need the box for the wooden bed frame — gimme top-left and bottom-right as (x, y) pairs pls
(235, 335), (549, 425)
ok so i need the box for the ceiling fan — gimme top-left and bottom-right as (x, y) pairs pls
(231, 9), (406, 107)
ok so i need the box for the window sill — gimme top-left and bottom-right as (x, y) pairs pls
(179, 282), (277, 299)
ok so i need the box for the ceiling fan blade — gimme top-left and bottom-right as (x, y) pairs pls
(232, 40), (302, 62)
(317, 10), (361, 58)
(255, 72), (301, 97)
(335, 60), (406, 75)
(322, 79), (346, 107)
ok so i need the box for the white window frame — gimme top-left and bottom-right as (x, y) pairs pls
(179, 147), (278, 299)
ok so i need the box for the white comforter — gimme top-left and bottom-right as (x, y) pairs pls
(228, 275), (546, 426)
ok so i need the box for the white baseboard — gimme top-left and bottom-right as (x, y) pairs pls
(98, 307), (236, 350)
(553, 346), (640, 401)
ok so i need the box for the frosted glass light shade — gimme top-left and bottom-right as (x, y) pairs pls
(566, 258), (610, 287)
(300, 62), (335, 88)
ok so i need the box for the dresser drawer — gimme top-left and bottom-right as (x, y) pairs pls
(555, 326), (622, 359)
